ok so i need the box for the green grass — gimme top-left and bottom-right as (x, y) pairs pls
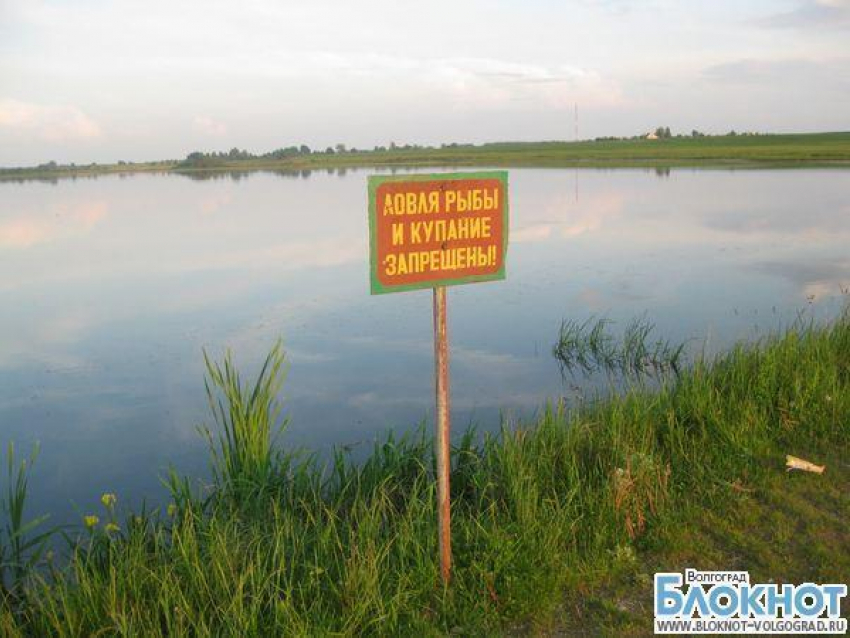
(1, 311), (848, 636)
(3, 132), (850, 181)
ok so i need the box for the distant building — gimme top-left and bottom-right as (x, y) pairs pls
(645, 132), (659, 140)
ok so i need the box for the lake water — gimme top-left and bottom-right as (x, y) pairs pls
(1, 167), (848, 523)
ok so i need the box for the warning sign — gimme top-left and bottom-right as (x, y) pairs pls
(367, 171), (508, 294)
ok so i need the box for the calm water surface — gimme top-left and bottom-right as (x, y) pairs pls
(1, 167), (848, 522)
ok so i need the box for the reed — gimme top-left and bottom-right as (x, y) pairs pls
(1, 444), (54, 603)
(553, 314), (687, 380)
(199, 340), (289, 498)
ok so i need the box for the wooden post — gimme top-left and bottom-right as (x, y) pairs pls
(433, 285), (452, 584)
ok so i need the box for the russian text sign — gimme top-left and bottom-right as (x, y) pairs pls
(368, 171), (508, 294)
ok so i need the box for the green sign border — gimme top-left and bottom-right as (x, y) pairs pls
(367, 170), (509, 295)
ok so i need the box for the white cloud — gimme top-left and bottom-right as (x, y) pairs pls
(702, 57), (850, 83)
(193, 115), (227, 136)
(86, 50), (621, 112)
(0, 100), (101, 142)
(756, 0), (850, 28)
(295, 54), (616, 112)
(419, 57), (623, 110)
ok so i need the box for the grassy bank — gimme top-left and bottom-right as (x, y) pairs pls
(3, 132), (850, 181)
(1, 312), (849, 635)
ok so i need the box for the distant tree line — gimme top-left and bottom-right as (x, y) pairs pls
(591, 128), (763, 143)
(179, 146), (305, 168)
(176, 141), (466, 168)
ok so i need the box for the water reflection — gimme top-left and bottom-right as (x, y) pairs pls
(749, 259), (850, 302)
(173, 169), (309, 182)
(0, 167), (848, 523)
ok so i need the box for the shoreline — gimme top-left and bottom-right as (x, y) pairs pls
(3, 131), (850, 181)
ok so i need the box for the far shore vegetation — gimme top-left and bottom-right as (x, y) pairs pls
(3, 130), (850, 181)
(1, 307), (848, 635)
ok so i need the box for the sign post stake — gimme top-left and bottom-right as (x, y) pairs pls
(367, 171), (509, 588)
(433, 284), (452, 585)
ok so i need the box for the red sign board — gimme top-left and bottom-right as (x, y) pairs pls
(367, 171), (508, 294)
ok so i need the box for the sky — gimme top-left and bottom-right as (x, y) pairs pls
(0, 0), (848, 166)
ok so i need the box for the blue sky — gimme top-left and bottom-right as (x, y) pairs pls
(0, 0), (848, 165)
